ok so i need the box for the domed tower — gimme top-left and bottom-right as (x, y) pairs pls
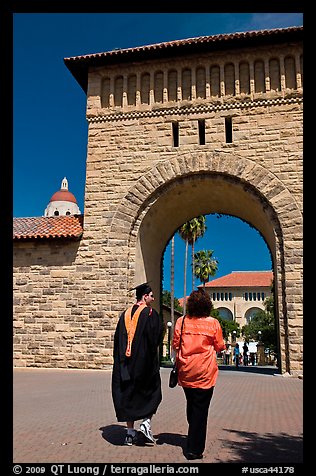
(44, 177), (81, 217)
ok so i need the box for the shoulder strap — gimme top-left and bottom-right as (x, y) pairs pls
(176, 315), (185, 361)
(124, 303), (146, 357)
(179, 315), (185, 346)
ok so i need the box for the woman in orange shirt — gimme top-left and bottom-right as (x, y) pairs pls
(172, 289), (226, 460)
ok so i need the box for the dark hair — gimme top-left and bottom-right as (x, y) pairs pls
(186, 289), (213, 317)
(135, 283), (152, 300)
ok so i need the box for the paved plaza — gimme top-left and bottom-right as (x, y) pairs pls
(13, 366), (303, 465)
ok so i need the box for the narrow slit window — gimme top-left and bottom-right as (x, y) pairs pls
(198, 119), (205, 145)
(172, 122), (179, 147)
(225, 116), (233, 143)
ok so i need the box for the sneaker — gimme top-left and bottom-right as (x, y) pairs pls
(139, 422), (155, 444)
(185, 452), (203, 460)
(123, 432), (137, 446)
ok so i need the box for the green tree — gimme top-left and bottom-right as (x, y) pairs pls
(215, 315), (241, 340)
(193, 249), (218, 286)
(242, 295), (277, 352)
(162, 290), (183, 313)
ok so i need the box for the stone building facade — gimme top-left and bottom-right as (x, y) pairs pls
(202, 270), (273, 328)
(13, 27), (303, 375)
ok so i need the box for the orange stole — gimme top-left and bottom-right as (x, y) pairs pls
(124, 303), (146, 357)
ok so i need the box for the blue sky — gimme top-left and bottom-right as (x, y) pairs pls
(162, 214), (273, 300)
(13, 13), (303, 298)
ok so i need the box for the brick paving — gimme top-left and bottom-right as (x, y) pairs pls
(13, 366), (303, 465)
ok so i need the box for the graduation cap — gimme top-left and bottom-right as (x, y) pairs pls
(129, 282), (152, 299)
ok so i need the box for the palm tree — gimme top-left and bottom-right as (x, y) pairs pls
(170, 236), (175, 340)
(178, 225), (189, 314)
(178, 215), (207, 312)
(189, 216), (207, 290)
(193, 249), (218, 287)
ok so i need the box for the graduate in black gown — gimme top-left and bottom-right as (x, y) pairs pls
(111, 283), (164, 446)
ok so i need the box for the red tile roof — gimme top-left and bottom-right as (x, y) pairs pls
(178, 297), (187, 307)
(202, 271), (273, 288)
(64, 26), (302, 92)
(13, 215), (83, 241)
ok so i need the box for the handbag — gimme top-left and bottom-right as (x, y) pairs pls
(168, 363), (178, 388)
(168, 316), (185, 388)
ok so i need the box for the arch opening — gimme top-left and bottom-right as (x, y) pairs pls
(133, 171), (282, 370)
(135, 171), (280, 295)
(109, 149), (302, 374)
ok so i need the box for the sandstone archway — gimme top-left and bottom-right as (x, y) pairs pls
(108, 150), (302, 374)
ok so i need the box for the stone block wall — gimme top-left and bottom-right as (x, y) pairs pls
(13, 34), (303, 374)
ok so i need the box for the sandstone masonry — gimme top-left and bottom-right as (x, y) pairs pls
(13, 28), (303, 375)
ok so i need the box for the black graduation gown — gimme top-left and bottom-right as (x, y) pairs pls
(111, 304), (163, 422)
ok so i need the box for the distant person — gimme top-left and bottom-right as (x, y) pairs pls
(172, 289), (226, 460)
(243, 342), (249, 366)
(111, 283), (164, 446)
(224, 344), (231, 365)
(233, 343), (240, 368)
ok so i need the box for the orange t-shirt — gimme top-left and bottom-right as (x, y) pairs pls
(172, 315), (226, 389)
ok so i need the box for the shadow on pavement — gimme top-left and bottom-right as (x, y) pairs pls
(155, 432), (186, 450)
(99, 425), (187, 450)
(220, 428), (303, 463)
(218, 365), (279, 375)
(100, 424), (126, 446)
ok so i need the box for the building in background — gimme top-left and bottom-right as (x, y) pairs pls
(44, 177), (81, 217)
(202, 270), (273, 328)
(179, 271), (272, 328)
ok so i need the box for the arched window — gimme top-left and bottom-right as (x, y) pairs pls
(101, 77), (110, 108)
(224, 63), (235, 96)
(269, 58), (281, 92)
(114, 76), (123, 106)
(196, 67), (206, 99)
(218, 308), (233, 321)
(127, 74), (137, 106)
(239, 61), (250, 94)
(168, 70), (177, 102)
(141, 73), (150, 104)
(154, 71), (163, 103)
(182, 68), (192, 101)
(210, 65), (220, 97)
(284, 56), (297, 89)
(254, 60), (265, 93)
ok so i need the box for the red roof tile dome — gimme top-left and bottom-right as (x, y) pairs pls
(49, 189), (77, 204)
(44, 177), (81, 217)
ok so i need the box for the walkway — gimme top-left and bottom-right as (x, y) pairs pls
(13, 366), (303, 464)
